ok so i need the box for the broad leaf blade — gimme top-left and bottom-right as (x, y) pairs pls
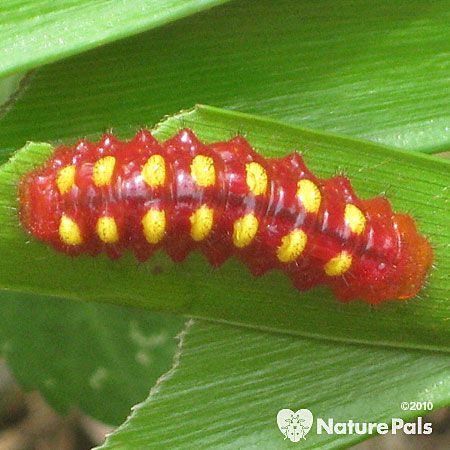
(0, 0), (230, 78)
(0, 0), (449, 153)
(0, 291), (185, 425)
(0, 106), (448, 352)
(99, 320), (450, 449)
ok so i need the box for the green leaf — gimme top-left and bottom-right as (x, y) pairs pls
(99, 320), (450, 449)
(1, 105), (448, 353)
(0, 0), (449, 153)
(0, 0), (230, 78)
(0, 291), (185, 425)
(0, 74), (23, 106)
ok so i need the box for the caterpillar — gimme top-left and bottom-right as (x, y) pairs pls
(18, 129), (433, 304)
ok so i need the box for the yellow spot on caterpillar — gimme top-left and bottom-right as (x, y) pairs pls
(324, 251), (352, 276)
(233, 213), (259, 248)
(59, 214), (83, 245)
(190, 205), (214, 241)
(96, 216), (119, 244)
(190, 155), (215, 187)
(56, 165), (76, 194)
(142, 209), (166, 244)
(277, 229), (307, 263)
(297, 179), (321, 213)
(246, 162), (268, 195)
(93, 156), (116, 187)
(344, 204), (366, 235)
(142, 154), (166, 187)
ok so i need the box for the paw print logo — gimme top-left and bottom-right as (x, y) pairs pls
(277, 409), (314, 443)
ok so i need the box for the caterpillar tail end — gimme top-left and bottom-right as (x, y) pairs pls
(391, 214), (433, 301)
(329, 212), (433, 305)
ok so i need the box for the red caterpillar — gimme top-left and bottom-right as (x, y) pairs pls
(18, 129), (433, 304)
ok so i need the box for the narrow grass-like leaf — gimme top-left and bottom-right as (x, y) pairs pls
(99, 320), (450, 449)
(0, 0), (449, 153)
(0, 106), (448, 352)
(0, 0), (230, 78)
